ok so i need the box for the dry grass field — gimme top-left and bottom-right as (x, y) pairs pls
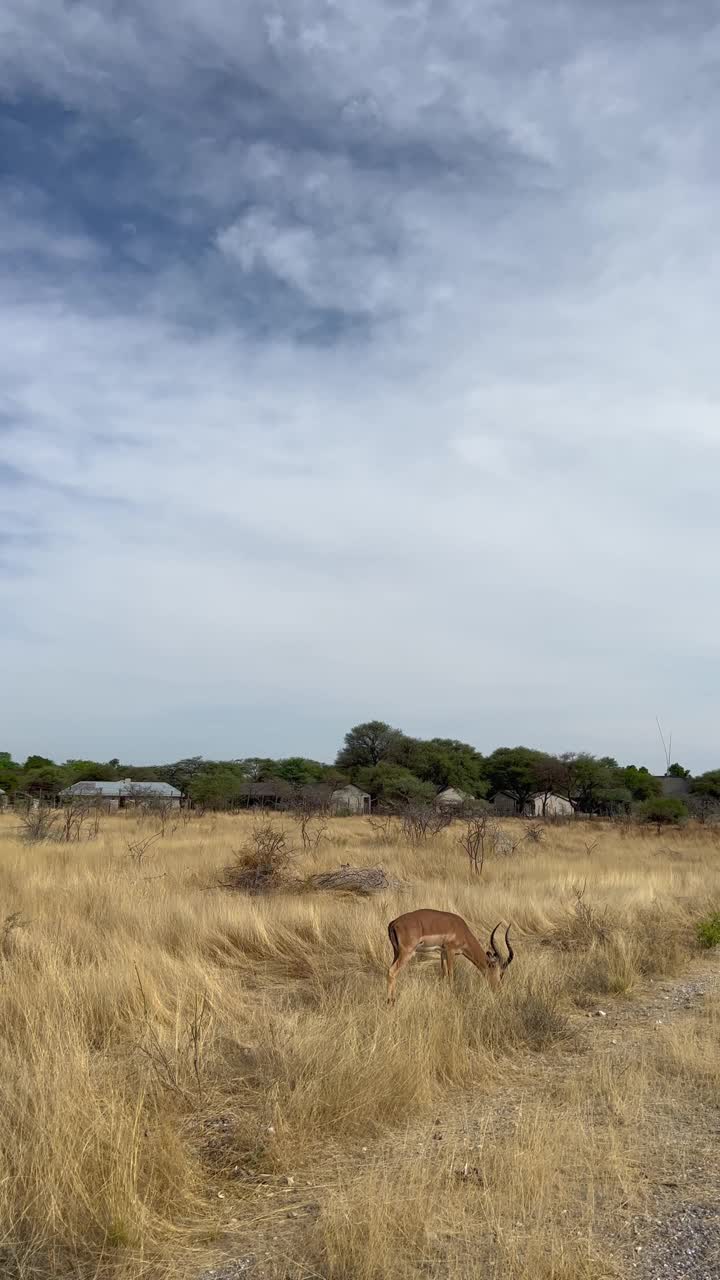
(0, 810), (719, 1280)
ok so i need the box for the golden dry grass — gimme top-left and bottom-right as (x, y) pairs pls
(0, 810), (718, 1279)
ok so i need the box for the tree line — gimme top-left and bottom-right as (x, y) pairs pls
(2, 722), (720, 819)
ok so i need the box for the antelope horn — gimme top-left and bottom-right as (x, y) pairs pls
(503, 925), (514, 970)
(489, 922), (502, 959)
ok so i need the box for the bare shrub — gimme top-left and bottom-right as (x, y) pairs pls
(304, 865), (403, 896)
(19, 799), (103, 845)
(687, 794), (720, 824)
(60, 798), (102, 844)
(570, 881), (611, 945)
(125, 832), (162, 867)
(219, 822), (295, 894)
(457, 814), (493, 875)
(295, 809), (329, 855)
(134, 968), (211, 1104)
(548, 881), (612, 953)
(17, 805), (62, 844)
(493, 828), (522, 858)
(457, 816), (534, 874)
(524, 822), (545, 845)
(398, 802), (453, 845)
(127, 789), (179, 837)
(367, 813), (402, 845)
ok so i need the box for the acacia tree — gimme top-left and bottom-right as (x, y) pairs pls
(556, 753), (632, 815)
(484, 747), (548, 812)
(355, 762), (435, 807)
(691, 770), (720, 799)
(274, 757), (329, 787)
(336, 721), (404, 771)
(529, 754), (567, 815)
(399, 737), (488, 797)
(188, 769), (247, 811)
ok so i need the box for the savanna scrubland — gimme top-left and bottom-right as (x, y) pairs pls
(0, 811), (718, 1280)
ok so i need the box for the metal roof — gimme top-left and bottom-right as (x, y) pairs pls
(60, 780), (182, 797)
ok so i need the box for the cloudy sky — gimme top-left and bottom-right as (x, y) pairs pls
(2, 2), (719, 769)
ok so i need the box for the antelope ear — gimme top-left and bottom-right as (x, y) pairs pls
(485, 950), (498, 965)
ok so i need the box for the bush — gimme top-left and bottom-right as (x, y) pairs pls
(219, 822), (295, 894)
(696, 912), (720, 949)
(638, 796), (688, 826)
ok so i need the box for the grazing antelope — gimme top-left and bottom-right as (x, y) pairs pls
(386, 909), (513, 1004)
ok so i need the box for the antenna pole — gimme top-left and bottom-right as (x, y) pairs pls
(656, 717), (672, 775)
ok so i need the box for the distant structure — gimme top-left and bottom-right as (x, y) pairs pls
(492, 791), (573, 818)
(239, 780), (371, 814)
(653, 775), (690, 799)
(60, 780), (182, 810)
(0, 787), (6, 810)
(239, 778), (295, 809)
(329, 783), (371, 815)
(435, 787), (471, 808)
(525, 793), (574, 818)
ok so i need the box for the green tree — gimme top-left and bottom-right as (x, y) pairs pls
(690, 770), (720, 800)
(274, 757), (328, 787)
(21, 765), (66, 800)
(336, 721), (404, 771)
(402, 738), (488, 797)
(355, 763), (435, 806)
(685, 772), (720, 822)
(239, 758), (278, 782)
(162, 757), (209, 790)
(484, 747), (548, 811)
(63, 760), (117, 784)
(556, 753), (626, 814)
(0, 752), (20, 798)
(23, 755), (55, 770)
(120, 766), (164, 782)
(639, 796), (688, 826)
(667, 762), (690, 778)
(619, 766), (661, 803)
(188, 769), (247, 811)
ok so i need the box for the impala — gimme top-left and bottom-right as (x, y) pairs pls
(386, 909), (513, 1004)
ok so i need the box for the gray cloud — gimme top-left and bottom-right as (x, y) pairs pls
(1, 1), (720, 767)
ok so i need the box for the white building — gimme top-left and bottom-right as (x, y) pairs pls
(330, 784), (371, 815)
